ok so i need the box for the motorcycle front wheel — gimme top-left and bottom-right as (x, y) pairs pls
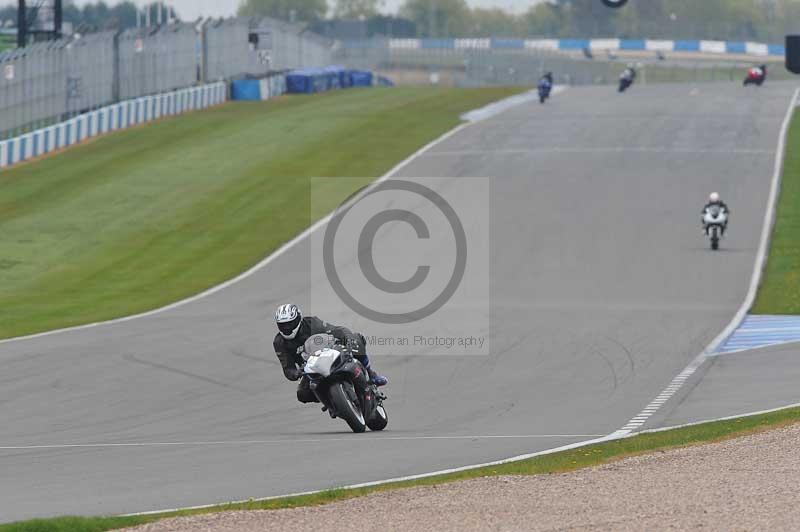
(368, 404), (388, 431)
(330, 382), (366, 433)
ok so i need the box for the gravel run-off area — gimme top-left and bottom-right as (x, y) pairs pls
(121, 423), (800, 532)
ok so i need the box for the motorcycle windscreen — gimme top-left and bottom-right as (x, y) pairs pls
(304, 348), (342, 378)
(704, 207), (726, 224)
(303, 334), (337, 361)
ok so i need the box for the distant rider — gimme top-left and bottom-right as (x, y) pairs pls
(702, 192), (730, 236)
(621, 64), (637, 83)
(538, 72), (554, 102)
(744, 64), (767, 86)
(273, 304), (388, 405)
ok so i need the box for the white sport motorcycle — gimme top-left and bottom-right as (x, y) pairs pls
(703, 205), (728, 250)
(302, 334), (388, 433)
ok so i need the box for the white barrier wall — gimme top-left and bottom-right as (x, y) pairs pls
(0, 82), (227, 171)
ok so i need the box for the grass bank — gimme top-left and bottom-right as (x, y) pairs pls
(753, 108), (800, 314)
(2, 406), (798, 531)
(0, 87), (521, 339)
(0, 35), (13, 52)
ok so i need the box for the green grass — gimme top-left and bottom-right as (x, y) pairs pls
(0, 87), (521, 339)
(753, 108), (800, 314)
(2, 406), (799, 531)
(0, 35), (13, 52)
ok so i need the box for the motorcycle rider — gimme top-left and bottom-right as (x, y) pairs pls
(621, 64), (637, 82)
(538, 72), (553, 102)
(702, 192), (730, 236)
(618, 63), (637, 92)
(273, 304), (388, 404)
(744, 64), (767, 86)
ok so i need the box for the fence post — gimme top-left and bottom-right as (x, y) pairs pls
(112, 31), (121, 103)
(200, 19), (210, 83)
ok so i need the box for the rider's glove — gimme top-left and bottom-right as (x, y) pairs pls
(344, 333), (361, 353)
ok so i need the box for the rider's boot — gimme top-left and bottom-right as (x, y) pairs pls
(367, 367), (388, 387)
(355, 353), (389, 386)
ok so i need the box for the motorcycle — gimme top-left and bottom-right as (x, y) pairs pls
(538, 80), (552, 104)
(743, 66), (766, 87)
(619, 75), (634, 93)
(302, 334), (388, 433)
(703, 205), (728, 250)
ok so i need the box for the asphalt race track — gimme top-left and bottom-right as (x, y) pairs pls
(1, 83), (797, 522)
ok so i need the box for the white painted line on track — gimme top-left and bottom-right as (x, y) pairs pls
(112, 88), (800, 520)
(0, 434), (605, 451)
(460, 86), (567, 122)
(425, 147), (776, 156)
(123, 430), (613, 518)
(0, 88), (568, 348)
(0, 111), (486, 345)
(614, 87), (800, 436)
(123, 400), (800, 518)
(637, 401), (800, 435)
(130, 397), (800, 519)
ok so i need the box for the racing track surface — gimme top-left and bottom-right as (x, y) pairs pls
(0, 83), (796, 522)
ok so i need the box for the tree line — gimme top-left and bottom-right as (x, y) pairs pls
(2, 0), (796, 42)
(240, 0), (800, 42)
(0, 1), (178, 33)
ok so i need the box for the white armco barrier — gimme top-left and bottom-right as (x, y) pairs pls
(0, 82), (227, 171)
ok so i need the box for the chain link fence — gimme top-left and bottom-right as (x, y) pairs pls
(334, 39), (791, 88)
(0, 32), (117, 139)
(118, 24), (198, 101)
(0, 17), (334, 139)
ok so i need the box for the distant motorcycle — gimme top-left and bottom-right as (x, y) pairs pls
(703, 205), (728, 250)
(538, 80), (552, 104)
(619, 68), (636, 93)
(302, 334), (387, 433)
(743, 65), (767, 87)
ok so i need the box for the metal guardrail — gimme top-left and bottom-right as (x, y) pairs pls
(342, 38), (785, 57)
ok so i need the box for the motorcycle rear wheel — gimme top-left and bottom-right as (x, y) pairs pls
(330, 382), (366, 433)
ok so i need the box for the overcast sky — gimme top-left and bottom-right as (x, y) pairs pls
(21, 0), (545, 21)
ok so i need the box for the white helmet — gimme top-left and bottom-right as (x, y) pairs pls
(275, 303), (302, 339)
(709, 192), (720, 203)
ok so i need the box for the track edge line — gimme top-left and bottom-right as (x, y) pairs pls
(613, 87), (800, 436)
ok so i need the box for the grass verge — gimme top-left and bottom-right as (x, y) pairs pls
(753, 108), (800, 314)
(2, 405), (799, 531)
(0, 35), (13, 53)
(0, 87), (521, 339)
